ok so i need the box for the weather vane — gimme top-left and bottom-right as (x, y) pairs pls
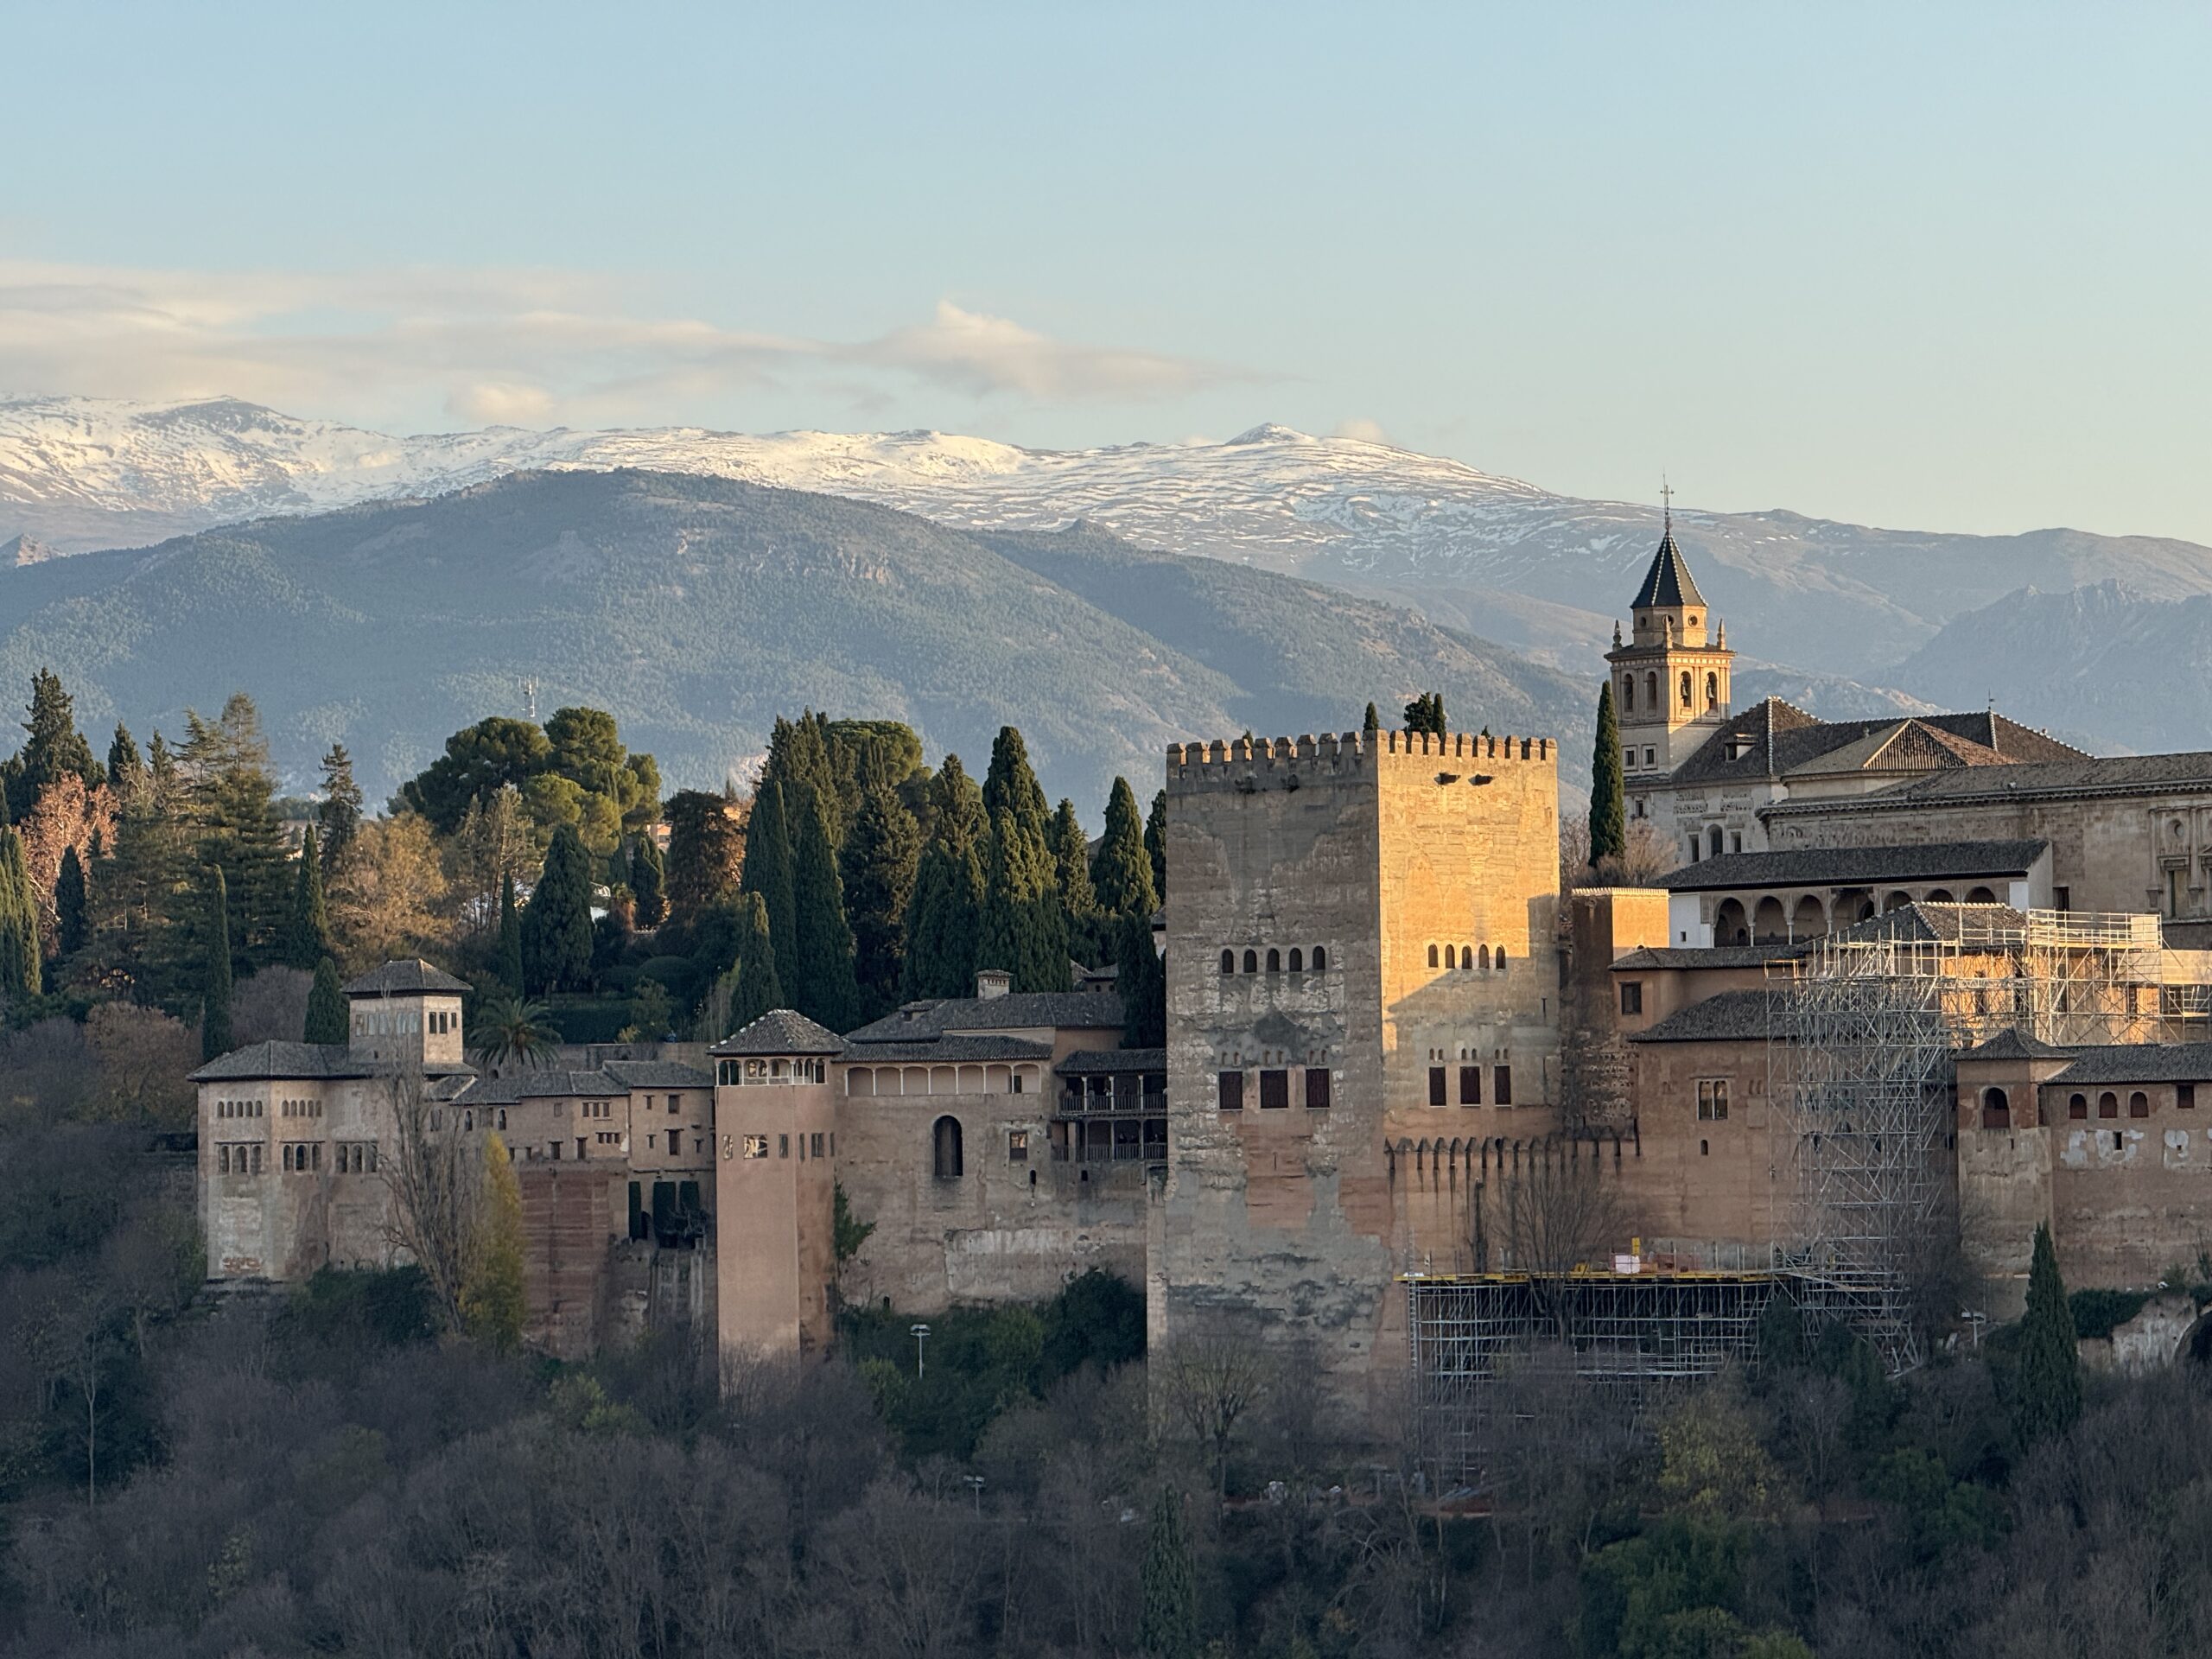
(1661, 476), (1673, 533)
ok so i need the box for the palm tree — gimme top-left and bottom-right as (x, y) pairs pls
(468, 996), (558, 1073)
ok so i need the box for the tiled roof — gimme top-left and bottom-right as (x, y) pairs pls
(840, 1035), (1054, 1065)
(189, 1040), (370, 1083)
(342, 958), (472, 996)
(1611, 943), (1808, 971)
(1630, 530), (1706, 610)
(2048, 1042), (2212, 1087)
(710, 1008), (846, 1057)
(844, 990), (1123, 1045)
(1770, 750), (2212, 815)
(1956, 1029), (2077, 1063)
(1670, 700), (2087, 789)
(1626, 989), (1773, 1045)
(1054, 1047), (1166, 1075)
(457, 1069), (626, 1104)
(1825, 901), (2030, 945)
(599, 1059), (713, 1090)
(1657, 840), (2046, 893)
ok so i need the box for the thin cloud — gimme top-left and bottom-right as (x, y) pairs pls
(0, 262), (1255, 429)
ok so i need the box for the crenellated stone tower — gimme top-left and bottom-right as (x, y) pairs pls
(1605, 499), (1732, 788)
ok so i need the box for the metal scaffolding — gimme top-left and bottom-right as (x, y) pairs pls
(1406, 1270), (1779, 1478)
(1766, 906), (2175, 1372)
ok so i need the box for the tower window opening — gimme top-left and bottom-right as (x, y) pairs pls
(1243, 950), (1257, 974)
(1287, 947), (1302, 973)
(1220, 950), (1234, 976)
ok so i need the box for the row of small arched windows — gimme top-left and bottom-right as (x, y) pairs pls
(1219, 946), (1329, 976)
(1428, 943), (1508, 971)
(1620, 670), (1719, 714)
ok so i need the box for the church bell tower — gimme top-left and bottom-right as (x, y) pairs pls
(1604, 489), (1733, 781)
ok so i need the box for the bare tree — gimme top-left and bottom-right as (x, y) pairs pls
(1561, 817), (1675, 890)
(379, 1071), (480, 1331)
(1557, 1011), (1631, 1135)
(1498, 1142), (1625, 1341)
(1154, 1327), (1274, 1507)
(231, 965), (314, 1046)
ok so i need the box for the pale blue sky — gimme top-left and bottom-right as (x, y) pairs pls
(6, 2), (2208, 540)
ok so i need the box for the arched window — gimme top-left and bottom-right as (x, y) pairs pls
(1680, 671), (1693, 709)
(1980, 1087), (2011, 1130)
(2069, 1092), (2088, 1120)
(1266, 948), (1281, 974)
(1645, 672), (1658, 709)
(1312, 946), (1327, 972)
(1713, 897), (1749, 946)
(1925, 889), (1955, 904)
(2130, 1090), (2150, 1118)
(1706, 671), (1719, 709)
(1243, 949), (1258, 974)
(1220, 950), (1234, 975)
(1753, 896), (1787, 944)
(1964, 887), (1997, 905)
(932, 1116), (964, 1179)
(1287, 947), (1303, 973)
(1461, 943), (1473, 969)
(2098, 1091), (2119, 1120)
(1622, 676), (1635, 711)
(1707, 824), (1724, 859)
(1444, 944), (1457, 969)
(1427, 944), (1440, 968)
(1494, 944), (1508, 968)
(1478, 944), (1491, 970)
(1792, 895), (1827, 940)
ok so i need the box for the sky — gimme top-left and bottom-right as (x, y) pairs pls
(4, 2), (2209, 542)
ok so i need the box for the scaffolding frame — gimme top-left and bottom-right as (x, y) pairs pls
(1767, 907), (2173, 1372)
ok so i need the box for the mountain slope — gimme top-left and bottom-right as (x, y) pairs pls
(0, 469), (1589, 808)
(9, 398), (2211, 701)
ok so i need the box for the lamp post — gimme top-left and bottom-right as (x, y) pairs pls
(964, 1473), (986, 1514)
(911, 1322), (931, 1379)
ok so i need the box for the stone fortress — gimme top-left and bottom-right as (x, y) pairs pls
(191, 516), (2212, 1411)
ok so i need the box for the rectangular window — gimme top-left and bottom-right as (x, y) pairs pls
(1259, 1069), (1289, 1109)
(779, 1134), (790, 1158)
(1493, 1065), (1513, 1107)
(1643, 747), (1656, 767)
(1217, 1071), (1243, 1112)
(219, 1145), (230, 1173)
(1459, 1065), (1481, 1106)
(2182, 1084), (2197, 1110)
(1008, 1129), (1029, 1161)
(811, 1132), (825, 1158)
(1623, 747), (1637, 770)
(1305, 1068), (1331, 1109)
(251, 1145), (263, 1173)
(1619, 981), (1643, 1015)
(1698, 1079), (1730, 1122)
(2053, 886), (2071, 912)
(741, 1135), (768, 1159)
(1428, 1066), (1447, 1106)
(669, 1094), (682, 1113)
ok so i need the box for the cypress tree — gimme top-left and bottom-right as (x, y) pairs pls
(903, 757), (987, 1000)
(979, 728), (1067, 993)
(0, 828), (40, 1001)
(461, 1135), (528, 1351)
(1139, 1484), (1198, 1659)
(305, 955), (348, 1044)
(722, 892), (785, 1034)
(1117, 912), (1166, 1048)
(17, 668), (100, 810)
(523, 824), (594, 995)
(495, 872), (524, 997)
(1403, 691), (1446, 736)
(664, 789), (746, 921)
(106, 721), (146, 804)
(1047, 798), (1098, 961)
(842, 784), (920, 1020)
(1145, 788), (1167, 904)
(54, 844), (90, 958)
(1588, 681), (1627, 871)
(200, 867), (233, 1060)
(1090, 776), (1159, 920)
(789, 785), (861, 1031)
(741, 779), (798, 977)
(285, 826), (333, 969)
(1362, 701), (1381, 736)
(2016, 1221), (2082, 1445)
(182, 696), (290, 967)
(630, 836), (667, 928)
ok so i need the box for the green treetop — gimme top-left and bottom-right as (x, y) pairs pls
(305, 956), (348, 1045)
(495, 872), (524, 997)
(1090, 776), (1159, 920)
(285, 825), (334, 969)
(523, 823), (594, 995)
(902, 755), (986, 1000)
(0, 828), (41, 1001)
(2016, 1221), (2082, 1445)
(200, 866), (233, 1061)
(1145, 788), (1167, 903)
(1589, 680), (1627, 870)
(740, 779), (798, 975)
(629, 835), (667, 929)
(789, 784), (861, 1032)
(54, 844), (91, 958)
(979, 727), (1068, 993)
(842, 783), (920, 1022)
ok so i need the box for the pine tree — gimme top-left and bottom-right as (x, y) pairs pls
(318, 743), (364, 871)
(979, 728), (1068, 994)
(629, 836), (668, 928)
(903, 757), (987, 1000)
(0, 828), (41, 1001)
(523, 824), (594, 995)
(1139, 1484), (1198, 1659)
(15, 668), (100, 818)
(461, 1135), (527, 1351)
(664, 789), (746, 921)
(789, 785), (861, 1031)
(106, 722), (146, 805)
(1117, 912), (1166, 1048)
(54, 844), (90, 958)
(2016, 1221), (2081, 1445)
(305, 955), (347, 1044)
(721, 892), (786, 1033)
(842, 784), (920, 1020)
(285, 827), (333, 969)
(1588, 681), (1627, 871)
(1090, 776), (1159, 921)
(495, 873), (524, 996)
(741, 779), (798, 976)
(1145, 788), (1168, 904)
(200, 867), (233, 1060)
(181, 696), (289, 967)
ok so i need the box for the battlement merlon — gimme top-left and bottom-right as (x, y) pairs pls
(1165, 730), (1554, 793)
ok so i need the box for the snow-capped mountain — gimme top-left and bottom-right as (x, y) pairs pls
(7, 394), (2212, 695)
